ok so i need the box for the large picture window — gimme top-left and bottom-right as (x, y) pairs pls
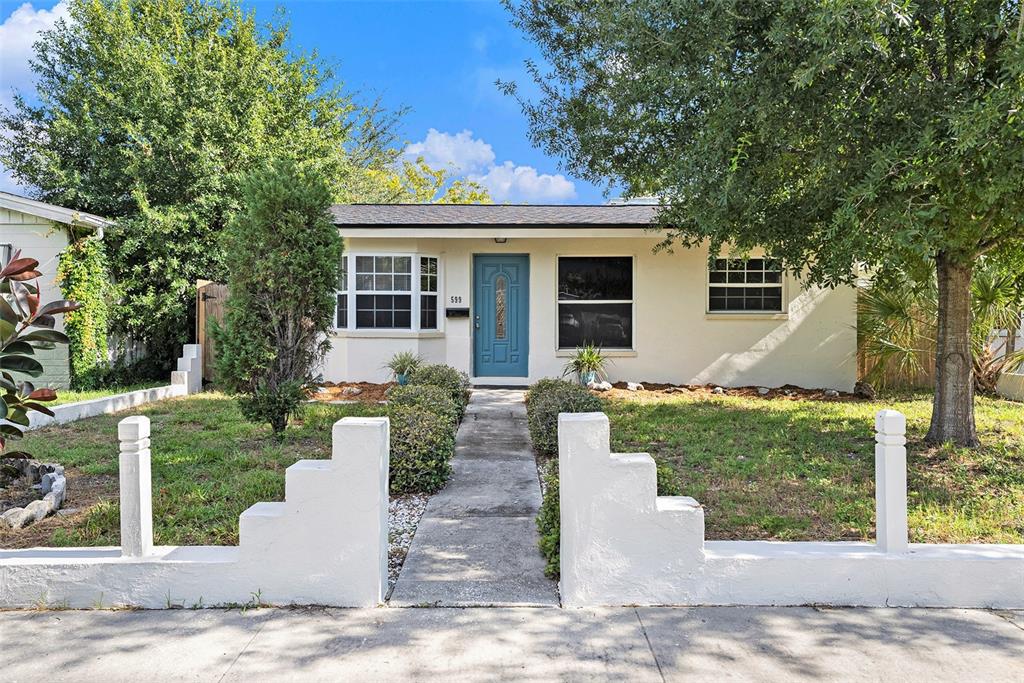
(335, 254), (440, 331)
(708, 258), (783, 312)
(557, 256), (633, 349)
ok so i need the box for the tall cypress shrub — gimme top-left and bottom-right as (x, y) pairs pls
(213, 159), (342, 434)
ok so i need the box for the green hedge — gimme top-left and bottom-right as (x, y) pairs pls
(408, 364), (471, 420)
(386, 384), (459, 429)
(525, 378), (603, 456)
(388, 404), (456, 494)
(57, 239), (111, 390)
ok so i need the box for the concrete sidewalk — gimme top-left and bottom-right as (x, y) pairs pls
(2, 606), (1023, 681)
(389, 389), (558, 606)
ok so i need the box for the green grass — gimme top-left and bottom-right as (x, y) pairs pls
(10, 393), (384, 547)
(49, 382), (166, 406)
(603, 392), (1024, 544)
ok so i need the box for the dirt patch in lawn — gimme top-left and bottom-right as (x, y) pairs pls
(0, 469), (117, 549)
(309, 381), (394, 403)
(601, 382), (864, 402)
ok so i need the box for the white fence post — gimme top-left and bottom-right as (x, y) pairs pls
(875, 409), (908, 553)
(118, 416), (153, 558)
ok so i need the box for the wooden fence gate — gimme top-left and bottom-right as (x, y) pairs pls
(196, 280), (228, 382)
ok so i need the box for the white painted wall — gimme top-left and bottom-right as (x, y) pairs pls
(557, 410), (1024, 608)
(0, 207), (72, 387)
(323, 236), (858, 390)
(0, 414), (389, 609)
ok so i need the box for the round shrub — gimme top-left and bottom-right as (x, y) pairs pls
(525, 378), (603, 456)
(386, 384), (459, 429)
(408, 364), (471, 420)
(387, 404), (456, 494)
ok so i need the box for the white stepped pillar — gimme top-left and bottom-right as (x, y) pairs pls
(875, 409), (908, 553)
(118, 415), (153, 557)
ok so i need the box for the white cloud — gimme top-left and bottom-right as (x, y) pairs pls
(404, 129), (576, 203)
(0, 1), (69, 105)
(404, 128), (495, 175)
(469, 161), (576, 203)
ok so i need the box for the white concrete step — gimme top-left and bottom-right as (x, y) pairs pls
(238, 501), (288, 549)
(284, 460), (333, 503)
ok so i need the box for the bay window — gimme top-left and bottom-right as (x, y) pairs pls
(335, 253), (440, 332)
(557, 256), (633, 349)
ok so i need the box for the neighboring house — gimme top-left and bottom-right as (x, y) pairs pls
(0, 192), (110, 388)
(328, 204), (857, 390)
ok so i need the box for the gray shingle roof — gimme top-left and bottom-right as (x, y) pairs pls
(329, 204), (660, 227)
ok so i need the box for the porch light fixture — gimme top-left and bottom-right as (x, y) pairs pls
(494, 237), (508, 244)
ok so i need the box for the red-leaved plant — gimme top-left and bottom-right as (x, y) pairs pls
(0, 249), (80, 457)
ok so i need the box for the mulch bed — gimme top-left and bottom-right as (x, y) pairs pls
(308, 381), (394, 403)
(0, 471), (117, 549)
(602, 382), (864, 401)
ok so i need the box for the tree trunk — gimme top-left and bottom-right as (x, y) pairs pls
(926, 253), (979, 447)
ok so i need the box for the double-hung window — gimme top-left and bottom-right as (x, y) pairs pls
(708, 258), (784, 312)
(557, 256), (633, 349)
(335, 254), (440, 331)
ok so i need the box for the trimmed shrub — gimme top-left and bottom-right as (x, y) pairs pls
(408, 363), (471, 420)
(386, 384), (459, 429)
(525, 378), (603, 456)
(537, 457), (680, 580)
(388, 404), (456, 494)
(536, 460), (560, 579)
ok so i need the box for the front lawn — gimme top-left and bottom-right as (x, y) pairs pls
(1, 393), (384, 548)
(604, 391), (1024, 544)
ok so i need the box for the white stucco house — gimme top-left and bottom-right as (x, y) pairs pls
(325, 204), (857, 390)
(0, 192), (110, 388)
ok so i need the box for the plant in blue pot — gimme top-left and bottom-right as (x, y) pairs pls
(562, 344), (610, 386)
(385, 351), (423, 386)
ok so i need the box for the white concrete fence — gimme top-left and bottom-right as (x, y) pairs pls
(558, 410), (1024, 608)
(0, 415), (389, 608)
(27, 344), (204, 430)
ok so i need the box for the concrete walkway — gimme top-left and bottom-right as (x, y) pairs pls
(389, 388), (558, 607)
(2, 606), (1022, 681)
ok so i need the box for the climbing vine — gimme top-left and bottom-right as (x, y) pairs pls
(57, 237), (111, 389)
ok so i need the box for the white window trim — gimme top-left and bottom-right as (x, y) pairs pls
(705, 256), (788, 316)
(555, 254), (636, 351)
(334, 252), (444, 334)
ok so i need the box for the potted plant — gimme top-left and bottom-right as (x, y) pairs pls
(562, 344), (610, 385)
(386, 351), (423, 385)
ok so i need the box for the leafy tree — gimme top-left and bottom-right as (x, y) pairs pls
(504, 0), (1024, 446)
(0, 0), (398, 370)
(373, 159), (494, 204)
(213, 158), (341, 435)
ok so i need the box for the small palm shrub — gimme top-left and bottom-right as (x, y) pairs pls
(385, 350), (423, 384)
(561, 343), (610, 384)
(386, 384), (459, 430)
(387, 404), (456, 494)
(525, 378), (603, 456)
(408, 363), (471, 420)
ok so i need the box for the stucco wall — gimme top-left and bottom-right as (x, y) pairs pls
(323, 236), (857, 390)
(0, 207), (71, 388)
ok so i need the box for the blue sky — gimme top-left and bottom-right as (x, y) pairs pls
(0, 0), (609, 203)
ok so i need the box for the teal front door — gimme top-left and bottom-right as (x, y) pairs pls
(473, 255), (529, 377)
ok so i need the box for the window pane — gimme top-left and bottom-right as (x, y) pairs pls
(393, 274), (411, 291)
(558, 257), (632, 301)
(394, 256), (412, 273)
(420, 295), (437, 329)
(713, 259), (728, 271)
(495, 275), (507, 340)
(338, 257), (348, 290)
(375, 256), (393, 272)
(709, 271), (727, 283)
(336, 294), (347, 328)
(764, 271), (782, 284)
(727, 271), (745, 284)
(356, 274), (374, 290)
(355, 294), (411, 328)
(375, 274), (393, 291)
(356, 256), (373, 273)
(747, 258), (764, 270)
(558, 303), (632, 349)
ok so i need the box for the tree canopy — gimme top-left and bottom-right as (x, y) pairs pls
(505, 0), (1024, 445)
(1, 0), (400, 367)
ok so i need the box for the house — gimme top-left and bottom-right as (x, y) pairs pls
(0, 192), (110, 388)
(326, 204), (857, 390)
